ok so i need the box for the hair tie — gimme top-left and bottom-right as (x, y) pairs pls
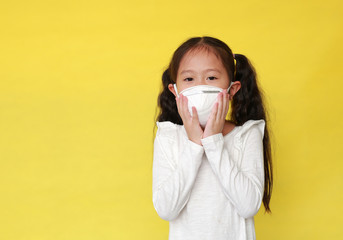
(233, 53), (235, 59)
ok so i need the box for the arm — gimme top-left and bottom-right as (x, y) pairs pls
(200, 126), (265, 218)
(152, 130), (204, 221)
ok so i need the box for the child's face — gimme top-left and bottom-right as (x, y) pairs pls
(175, 49), (230, 93)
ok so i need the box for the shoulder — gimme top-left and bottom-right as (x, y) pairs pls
(239, 119), (265, 135)
(155, 121), (185, 140)
(156, 121), (180, 129)
(233, 119), (265, 146)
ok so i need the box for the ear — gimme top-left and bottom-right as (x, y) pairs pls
(228, 81), (241, 100)
(168, 84), (177, 97)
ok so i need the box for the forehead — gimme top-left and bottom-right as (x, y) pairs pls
(178, 46), (224, 71)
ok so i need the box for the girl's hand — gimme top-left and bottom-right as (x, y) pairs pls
(203, 90), (230, 139)
(176, 94), (204, 145)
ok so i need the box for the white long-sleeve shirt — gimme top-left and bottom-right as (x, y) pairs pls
(152, 119), (266, 240)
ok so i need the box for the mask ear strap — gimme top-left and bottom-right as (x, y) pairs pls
(173, 84), (179, 97)
(227, 81), (234, 94)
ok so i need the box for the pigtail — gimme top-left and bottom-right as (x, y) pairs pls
(156, 68), (182, 124)
(231, 54), (265, 123)
(231, 54), (273, 214)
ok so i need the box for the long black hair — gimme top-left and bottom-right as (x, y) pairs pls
(154, 36), (273, 214)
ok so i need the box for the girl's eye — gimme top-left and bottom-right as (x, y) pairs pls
(207, 76), (217, 80)
(184, 78), (193, 81)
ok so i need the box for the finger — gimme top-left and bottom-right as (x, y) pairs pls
(180, 94), (184, 113)
(216, 92), (223, 120)
(224, 90), (230, 118)
(176, 96), (181, 116)
(184, 95), (192, 118)
(181, 94), (191, 120)
(222, 90), (229, 119)
(192, 106), (200, 123)
(178, 94), (186, 120)
(175, 95), (180, 110)
(209, 101), (219, 122)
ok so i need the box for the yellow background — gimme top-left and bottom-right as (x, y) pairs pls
(0, 0), (342, 239)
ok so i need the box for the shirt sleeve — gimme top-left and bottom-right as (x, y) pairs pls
(200, 121), (265, 219)
(152, 122), (204, 221)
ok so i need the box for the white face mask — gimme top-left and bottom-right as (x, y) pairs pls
(174, 82), (234, 127)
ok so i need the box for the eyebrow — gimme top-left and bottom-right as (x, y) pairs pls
(180, 68), (222, 75)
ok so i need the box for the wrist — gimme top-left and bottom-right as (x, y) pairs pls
(203, 130), (220, 139)
(201, 132), (223, 146)
(189, 137), (202, 146)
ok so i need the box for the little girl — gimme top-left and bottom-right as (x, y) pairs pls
(152, 36), (273, 240)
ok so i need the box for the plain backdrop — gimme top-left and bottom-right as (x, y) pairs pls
(0, 0), (342, 239)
